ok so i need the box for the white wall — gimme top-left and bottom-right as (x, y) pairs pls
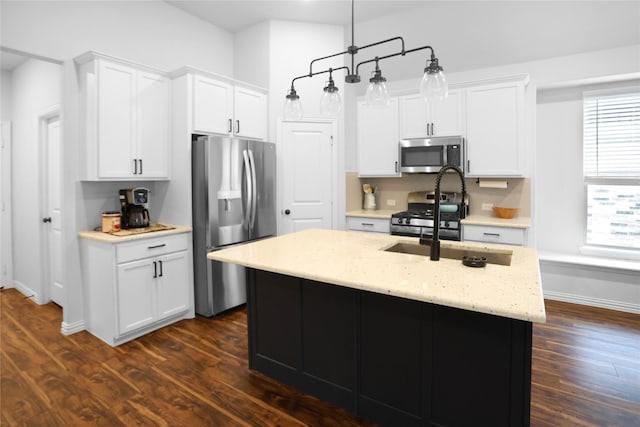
(7, 58), (61, 302)
(1, 0), (236, 332)
(0, 1), (234, 75)
(1, 70), (12, 121)
(234, 21), (271, 89)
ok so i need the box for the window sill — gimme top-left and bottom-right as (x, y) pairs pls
(538, 250), (640, 274)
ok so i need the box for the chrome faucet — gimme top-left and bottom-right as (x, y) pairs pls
(420, 165), (466, 261)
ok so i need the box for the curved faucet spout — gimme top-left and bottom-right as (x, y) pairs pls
(430, 165), (466, 261)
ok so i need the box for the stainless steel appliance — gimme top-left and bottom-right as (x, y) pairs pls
(192, 135), (276, 316)
(390, 191), (468, 241)
(119, 188), (150, 229)
(398, 136), (464, 173)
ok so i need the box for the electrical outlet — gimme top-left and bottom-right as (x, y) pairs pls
(386, 199), (396, 207)
(482, 203), (494, 211)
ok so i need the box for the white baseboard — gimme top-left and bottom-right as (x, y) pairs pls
(13, 280), (40, 303)
(61, 320), (85, 335)
(543, 290), (640, 314)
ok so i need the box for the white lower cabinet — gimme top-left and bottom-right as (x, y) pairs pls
(81, 232), (194, 346)
(462, 224), (526, 246)
(346, 217), (391, 234)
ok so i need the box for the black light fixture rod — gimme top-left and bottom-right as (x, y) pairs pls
(310, 50), (351, 76)
(354, 45), (435, 77)
(357, 36), (405, 53)
(289, 65), (350, 89)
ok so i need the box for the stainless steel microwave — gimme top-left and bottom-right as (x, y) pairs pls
(398, 136), (465, 173)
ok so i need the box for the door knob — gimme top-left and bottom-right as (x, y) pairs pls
(283, 209), (291, 215)
(42, 217), (52, 223)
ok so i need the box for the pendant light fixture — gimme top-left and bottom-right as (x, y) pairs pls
(283, 0), (448, 119)
(320, 68), (342, 116)
(419, 54), (448, 101)
(283, 87), (303, 120)
(364, 58), (390, 108)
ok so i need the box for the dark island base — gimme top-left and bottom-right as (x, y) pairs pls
(247, 269), (532, 427)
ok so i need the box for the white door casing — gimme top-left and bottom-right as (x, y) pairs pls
(1, 121), (13, 288)
(278, 119), (337, 235)
(40, 107), (64, 306)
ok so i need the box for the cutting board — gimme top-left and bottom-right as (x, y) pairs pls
(110, 223), (175, 237)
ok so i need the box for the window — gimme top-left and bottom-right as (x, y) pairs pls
(583, 89), (640, 255)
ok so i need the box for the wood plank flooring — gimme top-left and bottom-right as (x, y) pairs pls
(2, 288), (639, 426)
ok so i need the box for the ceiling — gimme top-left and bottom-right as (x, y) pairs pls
(165, 0), (427, 33)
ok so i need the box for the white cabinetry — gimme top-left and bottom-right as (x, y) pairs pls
(399, 90), (465, 138)
(462, 224), (526, 246)
(80, 232), (194, 346)
(192, 73), (267, 140)
(346, 216), (391, 234)
(357, 98), (400, 177)
(76, 52), (171, 180)
(465, 79), (526, 177)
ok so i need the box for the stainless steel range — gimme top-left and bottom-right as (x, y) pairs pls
(390, 191), (468, 241)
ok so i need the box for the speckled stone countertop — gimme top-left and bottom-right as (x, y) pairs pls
(78, 225), (191, 243)
(346, 210), (531, 228)
(207, 228), (546, 323)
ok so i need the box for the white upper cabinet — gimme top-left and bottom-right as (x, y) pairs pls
(76, 52), (171, 181)
(191, 73), (267, 140)
(400, 89), (465, 139)
(193, 76), (234, 135)
(465, 79), (526, 177)
(357, 98), (400, 177)
(234, 86), (268, 140)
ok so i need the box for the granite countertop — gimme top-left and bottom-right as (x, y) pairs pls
(346, 210), (531, 228)
(78, 224), (191, 243)
(207, 228), (546, 323)
(345, 209), (399, 219)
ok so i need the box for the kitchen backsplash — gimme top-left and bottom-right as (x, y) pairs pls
(346, 172), (531, 217)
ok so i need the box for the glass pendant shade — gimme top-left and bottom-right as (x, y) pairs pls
(420, 69), (448, 102)
(283, 89), (303, 120)
(365, 65), (390, 108)
(320, 89), (342, 116)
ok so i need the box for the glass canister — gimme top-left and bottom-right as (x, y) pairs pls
(101, 211), (121, 233)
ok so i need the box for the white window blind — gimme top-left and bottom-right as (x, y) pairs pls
(583, 91), (640, 177)
(583, 89), (640, 253)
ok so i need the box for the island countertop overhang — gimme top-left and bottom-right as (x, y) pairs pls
(207, 228), (546, 323)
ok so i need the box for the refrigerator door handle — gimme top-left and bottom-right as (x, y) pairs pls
(242, 149), (252, 228)
(248, 148), (258, 229)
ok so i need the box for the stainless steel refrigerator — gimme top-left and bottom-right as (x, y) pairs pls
(192, 135), (276, 316)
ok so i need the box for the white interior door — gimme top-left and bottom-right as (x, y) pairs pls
(278, 119), (336, 235)
(45, 115), (64, 306)
(1, 122), (13, 288)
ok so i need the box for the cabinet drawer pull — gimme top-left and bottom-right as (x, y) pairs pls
(236, 120), (240, 134)
(133, 159), (137, 175)
(139, 159), (142, 175)
(362, 222), (374, 227)
(148, 244), (167, 249)
(228, 118), (232, 133)
(483, 232), (501, 237)
(153, 261), (158, 278)
(158, 260), (163, 277)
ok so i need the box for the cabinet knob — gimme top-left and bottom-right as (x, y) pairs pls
(42, 217), (52, 223)
(284, 209), (291, 215)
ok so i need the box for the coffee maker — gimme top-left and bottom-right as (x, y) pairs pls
(119, 188), (150, 229)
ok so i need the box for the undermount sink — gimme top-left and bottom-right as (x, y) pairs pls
(384, 242), (513, 266)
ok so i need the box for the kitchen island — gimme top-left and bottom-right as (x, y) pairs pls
(208, 229), (545, 426)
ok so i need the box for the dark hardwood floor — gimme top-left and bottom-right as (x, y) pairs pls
(1, 288), (639, 426)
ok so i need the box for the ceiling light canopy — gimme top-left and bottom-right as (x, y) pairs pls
(283, 0), (448, 120)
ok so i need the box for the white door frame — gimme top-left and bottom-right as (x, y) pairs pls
(1, 121), (13, 288)
(38, 105), (62, 304)
(276, 118), (338, 235)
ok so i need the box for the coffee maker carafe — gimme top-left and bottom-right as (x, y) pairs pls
(119, 188), (150, 229)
